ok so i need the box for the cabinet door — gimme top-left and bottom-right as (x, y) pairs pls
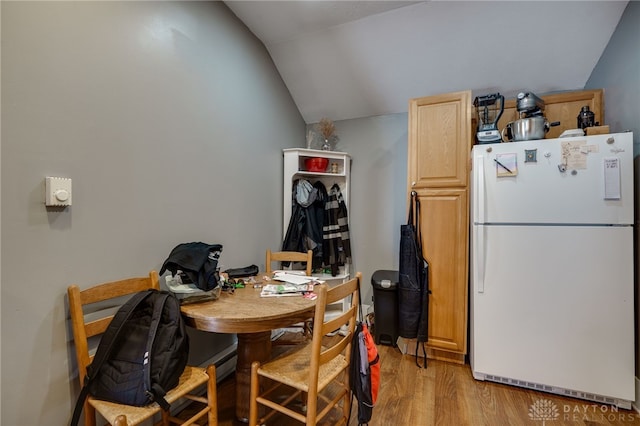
(416, 188), (468, 356)
(408, 91), (472, 189)
(496, 89), (604, 139)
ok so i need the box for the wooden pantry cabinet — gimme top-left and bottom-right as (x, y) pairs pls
(407, 88), (605, 364)
(407, 91), (472, 364)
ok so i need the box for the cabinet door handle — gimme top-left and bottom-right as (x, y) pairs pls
(411, 181), (416, 187)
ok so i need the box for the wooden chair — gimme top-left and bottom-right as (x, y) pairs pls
(67, 270), (218, 426)
(248, 273), (361, 426)
(266, 249), (313, 276)
(266, 249), (314, 343)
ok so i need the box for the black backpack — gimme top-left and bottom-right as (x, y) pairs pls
(71, 289), (189, 426)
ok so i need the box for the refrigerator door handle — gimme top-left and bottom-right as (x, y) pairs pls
(476, 225), (485, 293)
(474, 154), (485, 293)
(474, 154), (485, 225)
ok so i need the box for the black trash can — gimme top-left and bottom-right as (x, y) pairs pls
(371, 270), (399, 346)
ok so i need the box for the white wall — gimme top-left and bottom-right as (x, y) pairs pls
(1, 2), (304, 424)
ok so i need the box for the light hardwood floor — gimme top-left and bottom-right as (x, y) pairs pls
(181, 341), (639, 425)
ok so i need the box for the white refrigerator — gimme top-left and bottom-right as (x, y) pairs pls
(470, 132), (635, 408)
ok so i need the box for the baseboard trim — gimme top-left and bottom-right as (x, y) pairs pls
(200, 342), (238, 381)
(396, 337), (466, 364)
(426, 347), (466, 364)
(169, 343), (238, 417)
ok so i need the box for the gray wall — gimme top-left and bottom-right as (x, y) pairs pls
(2, 1), (639, 424)
(336, 1), (640, 316)
(1, 2), (304, 425)
(586, 0), (640, 153)
(324, 114), (409, 305)
(585, 0), (640, 391)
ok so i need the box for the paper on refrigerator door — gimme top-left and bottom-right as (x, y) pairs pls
(604, 157), (621, 200)
(495, 153), (517, 177)
(561, 140), (588, 169)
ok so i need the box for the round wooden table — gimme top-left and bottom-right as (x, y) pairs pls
(180, 283), (316, 422)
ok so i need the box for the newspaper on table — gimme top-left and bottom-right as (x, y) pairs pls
(271, 272), (317, 284)
(260, 282), (315, 297)
(261, 272), (321, 297)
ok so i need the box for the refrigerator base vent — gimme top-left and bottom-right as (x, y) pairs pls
(482, 374), (631, 410)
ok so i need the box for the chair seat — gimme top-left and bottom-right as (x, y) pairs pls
(89, 366), (209, 425)
(257, 343), (348, 393)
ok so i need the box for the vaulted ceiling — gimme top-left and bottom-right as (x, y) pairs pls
(225, 1), (628, 124)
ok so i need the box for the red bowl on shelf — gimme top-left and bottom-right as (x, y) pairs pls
(304, 157), (328, 172)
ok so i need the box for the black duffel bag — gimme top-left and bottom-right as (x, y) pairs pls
(159, 242), (223, 291)
(224, 264), (259, 278)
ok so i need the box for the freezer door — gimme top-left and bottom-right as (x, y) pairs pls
(471, 133), (633, 225)
(470, 224), (634, 401)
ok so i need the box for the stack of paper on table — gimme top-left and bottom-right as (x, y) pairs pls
(260, 272), (325, 297)
(271, 272), (319, 285)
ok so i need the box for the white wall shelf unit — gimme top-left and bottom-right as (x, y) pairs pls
(283, 148), (352, 317)
(282, 148), (351, 237)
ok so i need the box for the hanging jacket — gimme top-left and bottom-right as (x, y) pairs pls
(323, 183), (351, 276)
(309, 181), (327, 269)
(283, 179), (309, 254)
(282, 180), (327, 268)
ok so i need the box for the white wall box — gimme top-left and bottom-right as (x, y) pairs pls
(45, 176), (72, 207)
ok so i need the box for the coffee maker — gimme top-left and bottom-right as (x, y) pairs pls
(474, 93), (504, 144)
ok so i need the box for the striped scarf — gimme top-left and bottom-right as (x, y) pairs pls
(323, 183), (351, 276)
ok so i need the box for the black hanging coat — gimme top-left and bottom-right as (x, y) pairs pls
(282, 179), (327, 269)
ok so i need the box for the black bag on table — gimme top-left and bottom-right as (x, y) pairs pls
(224, 264), (259, 278)
(398, 191), (430, 367)
(159, 242), (223, 291)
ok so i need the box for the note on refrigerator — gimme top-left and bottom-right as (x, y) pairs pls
(495, 153), (517, 177)
(561, 140), (588, 170)
(604, 157), (621, 200)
